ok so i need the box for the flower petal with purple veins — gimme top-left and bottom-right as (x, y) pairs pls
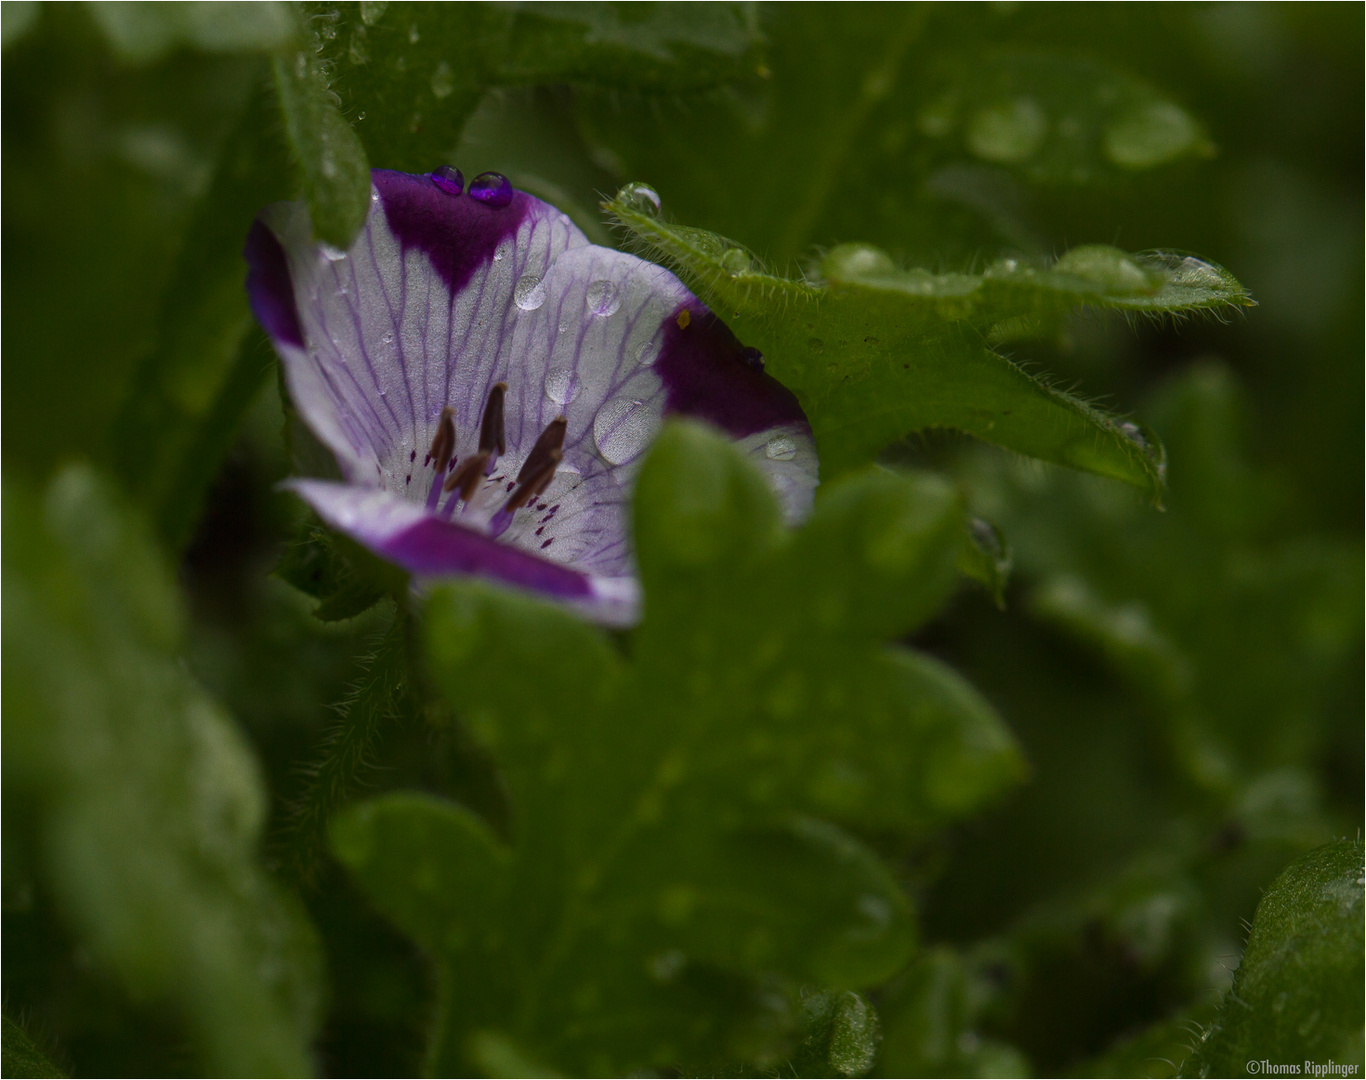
(246, 168), (818, 623)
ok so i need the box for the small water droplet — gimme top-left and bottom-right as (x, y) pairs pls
(469, 171), (513, 208)
(1173, 256), (1224, 288)
(359, 0), (387, 25)
(617, 182), (661, 217)
(765, 435), (797, 460)
(381, 331), (395, 344)
(721, 248), (752, 275)
(1118, 421), (1147, 448)
(430, 164), (463, 196)
(594, 397), (661, 465)
(407, 22), (419, 43)
(634, 341), (658, 366)
(430, 60), (454, 99)
(586, 279), (621, 316)
(544, 367), (580, 405)
(741, 346), (764, 372)
(966, 97), (1047, 164)
(514, 274), (547, 311)
(320, 243), (347, 262)
(493, 241), (511, 263)
(356, 110), (366, 121)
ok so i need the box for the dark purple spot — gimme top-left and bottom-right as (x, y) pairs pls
(372, 169), (529, 297)
(430, 165), (464, 196)
(243, 219), (304, 348)
(536, 502), (546, 511)
(405, 474), (412, 484)
(468, 171), (513, 208)
(535, 525), (545, 536)
(655, 301), (809, 438)
(541, 538), (554, 549)
(549, 504), (560, 514)
(506, 481), (516, 492)
(410, 450), (417, 462)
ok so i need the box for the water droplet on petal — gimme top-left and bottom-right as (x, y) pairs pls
(320, 243), (348, 262)
(430, 164), (463, 196)
(966, 98), (1047, 164)
(765, 434), (797, 460)
(594, 397), (661, 465)
(469, 171), (513, 208)
(617, 182), (661, 217)
(545, 367), (580, 405)
(381, 331), (395, 344)
(634, 341), (658, 366)
(514, 274), (547, 311)
(493, 241), (510, 262)
(586, 279), (621, 316)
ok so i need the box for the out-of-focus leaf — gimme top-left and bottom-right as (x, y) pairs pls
(1181, 841), (1364, 1077)
(322, 1), (763, 175)
(611, 191), (1245, 488)
(88, 1), (296, 63)
(107, 83), (294, 548)
(957, 516), (1013, 609)
(964, 361), (1363, 791)
(1, 0), (39, 49)
(333, 422), (1022, 1075)
(915, 50), (1213, 183)
(272, 21), (371, 248)
(2, 466), (320, 1076)
(578, 9), (1214, 264)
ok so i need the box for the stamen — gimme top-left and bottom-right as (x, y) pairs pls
(480, 382), (507, 456)
(426, 406), (457, 471)
(444, 451), (490, 500)
(517, 416), (566, 487)
(503, 448), (562, 514)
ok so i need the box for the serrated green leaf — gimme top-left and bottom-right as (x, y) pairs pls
(333, 422), (1022, 1075)
(610, 194), (1245, 493)
(2, 466), (320, 1076)
(1181, 841), (1364, 1077)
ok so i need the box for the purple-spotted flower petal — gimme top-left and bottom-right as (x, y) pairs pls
(245, 168), (818, 624)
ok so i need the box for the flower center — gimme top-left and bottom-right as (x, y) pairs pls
(422, 382), (567, 542)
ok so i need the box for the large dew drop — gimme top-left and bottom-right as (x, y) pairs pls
(514, 274), (547, 311)
(544, 367), (579, 405)
(617, 182), (661, 217)
(586, 279), (622, 317)
(1103, 102), (1203, 170)
(594, 397), (661, 465)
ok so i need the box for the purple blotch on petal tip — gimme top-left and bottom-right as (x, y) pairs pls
(468, 171), (514, 209)
(243, 219), (304, 349)
(430, 165), (464, 196)
(380, 516), (592, 598)
(372, 169), (529, 296)
(655, 302), (808, 439)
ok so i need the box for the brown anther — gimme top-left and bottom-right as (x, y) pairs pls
(426, 406), (457, 471)
(503, 449), (562, 514)
(516, 416), (567, 486)
(443, 451), (490, 500)
(479, 382), (507, 456)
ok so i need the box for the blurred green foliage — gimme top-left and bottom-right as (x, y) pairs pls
(3, 3), (1360, 1077)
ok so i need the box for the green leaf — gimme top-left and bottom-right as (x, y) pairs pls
(333, 421), (1022, 1075)
(2, 1014), (66, 1079)
(319, 1), (762, 176)
(272, 27), (371, 248)
(2, 466), (320, 1076)
(1182, 841), (1364, 1076)
(88, 1), (296, 63)
(609, 193), (1247, 491)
